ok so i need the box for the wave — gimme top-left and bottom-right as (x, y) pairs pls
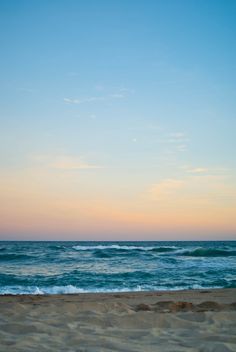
(180, 248), (236, 257)
(0, 282), (232, 295)
(72, 244), (178, 252)
(0, 253), (34, 262)
(0, 285), (85, 295)
(151, 247), (177, 253)
(94, 250), (112, 258)
(0, 285), (145, 295)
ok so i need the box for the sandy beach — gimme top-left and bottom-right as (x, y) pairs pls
(0, 289), (235, 351)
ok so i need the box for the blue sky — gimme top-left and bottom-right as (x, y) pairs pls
(0, 0), (236, 240)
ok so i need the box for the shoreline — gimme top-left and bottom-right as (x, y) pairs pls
(0, 288), (236, 351)
(0, 287), (235, 302)
(1, 286), (235, 297)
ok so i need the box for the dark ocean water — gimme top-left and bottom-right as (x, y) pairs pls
(0, 241), (235, 294)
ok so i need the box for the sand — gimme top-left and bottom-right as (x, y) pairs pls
(0, 289), (236, 352)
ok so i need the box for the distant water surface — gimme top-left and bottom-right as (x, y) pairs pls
(0, 241), (235, 294)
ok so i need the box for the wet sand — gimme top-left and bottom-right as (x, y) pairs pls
(0, 288), (236, 351)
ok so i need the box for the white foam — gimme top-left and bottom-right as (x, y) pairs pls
(0, 283), (223, 295)
(0, 284), (149, 295)
(72, 244), (178, 251)
(0, 285), (86, 295)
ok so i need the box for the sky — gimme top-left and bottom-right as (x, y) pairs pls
(0, 0), (236, 240)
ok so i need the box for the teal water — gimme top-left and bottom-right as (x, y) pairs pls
(0, 241), (235, 294)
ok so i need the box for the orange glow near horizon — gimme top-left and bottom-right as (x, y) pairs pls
(0, 168), (236, 240)
(1, 1), (236, 242)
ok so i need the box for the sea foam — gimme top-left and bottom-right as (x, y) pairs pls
(0, 241), (235, 294)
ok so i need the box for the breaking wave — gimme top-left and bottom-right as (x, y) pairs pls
(181, 248), (236, 257)
(0, 241), (235, 294)
(72, 245), (177, 252)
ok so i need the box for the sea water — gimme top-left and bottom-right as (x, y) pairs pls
(0, 241), (235, 294)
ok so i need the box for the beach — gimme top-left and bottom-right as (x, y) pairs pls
(0, 288), (236, 352)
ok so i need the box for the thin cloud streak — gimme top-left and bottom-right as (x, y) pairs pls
(63, 93), (125, 105)
(52, 160), (102, 170)
(149, 179), (184, 200)
(187, 167), (209, 174)
(31, 154), (103, 171)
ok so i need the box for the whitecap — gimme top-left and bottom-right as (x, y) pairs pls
(72, 244), (178, 251)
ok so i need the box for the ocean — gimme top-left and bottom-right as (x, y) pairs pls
(0, 241), (235, 294)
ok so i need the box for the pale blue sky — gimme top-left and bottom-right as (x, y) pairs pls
(0, 0), (236, 239)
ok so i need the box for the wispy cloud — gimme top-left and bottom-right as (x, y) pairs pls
(64, 98), (82, 104)
(181, 165), (229, 175)
(119, 87), (135, 94)
(176, 144), (188, 152)
(31, 154), (103, 171)
(157, 131), (190, 155)
(146, 123), (161, 131)
(167, 132), (189, 144)
(110, 93), (124, 99)
(149, 179), (184, 200)
(52, 157), (102, 170)
(18, 87), (36, 93)
(64, 92), (125, 105)
(169, 132), (186, 138)
(168, 132), (189, 153)
(187, 167), (209, 174)
(147, 173), (236, 208)
(63, 96), (106, 105)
